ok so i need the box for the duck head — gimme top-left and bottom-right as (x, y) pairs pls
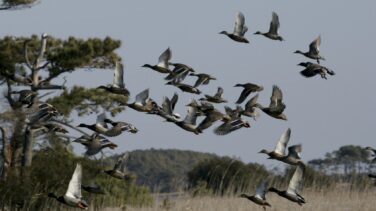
(234, 84), (244, 87)
(142, 64), (153, 68)
(258, 149), (269, 154)
(297, 62), (310, 67)
(77, 123), (89, 128)
(219, 31), (229, 35)
(365, 146), (374, 150)
(186, 100), (198, 107)
(243, 121), (251, 128)
(48, 192), (58, 199)
(268, 187), (280, 193)
(294, 50), (304, 54)
(277, 114), (288, 121)
(97, 85), (109, 90)
(165, 81), (175, 86)
(77, 201), (89, 209)
(239, 193), (249, 198)
(194, 128), (203, 135)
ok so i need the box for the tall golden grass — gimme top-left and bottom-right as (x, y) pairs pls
(114, 189), (376, 211)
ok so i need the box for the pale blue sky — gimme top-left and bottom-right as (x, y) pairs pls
(1, 0), (375, 168)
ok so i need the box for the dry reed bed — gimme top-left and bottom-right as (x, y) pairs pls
(105, 190), (376, 211)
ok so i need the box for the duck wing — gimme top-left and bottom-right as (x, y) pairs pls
(113, 61), (124, 88)
(234, 12), (247, 36)
(268, 11), (280, 35)
(183, 106), (198, 125)
(193, 75), (207, 88)
(170, 92), (178, 111)
(165, 63), (192, 82)
(135, 89), (149, 105)
(274, 128), (291, 155)
(214, 87), (224, 98)
(287, 144), (303, 159)
(197, 113), (218, 131)
(366, 148), (376, 163)
(309, 35), (321, 55)
(65, 163), (83, 200)
(255, 180), (268, 200)
(287, 165), (305, 195)
(300, 67), (318, 78)
(162, 96), (173, 115)
(114, 153), (129, 171)
(213, 119), (246, 135)
(157, 47), (171, 69)
(244, 94), (258, 111)
(236, 88), (252, 104)
(96, 112), (108, 129)
(269, 85), (284, 109)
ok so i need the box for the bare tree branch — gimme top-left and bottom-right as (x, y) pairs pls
(33, 84), (65, 90)
(0, 126), (11, 180)
(23, 40), (32, 70)
(22, 126), (33, 167)
(35, 33), (47, 68)
(4, 80), (16, 109)
(51, 119), (90, 136)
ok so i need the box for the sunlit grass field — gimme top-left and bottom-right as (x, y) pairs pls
(105, 189), (376, 211)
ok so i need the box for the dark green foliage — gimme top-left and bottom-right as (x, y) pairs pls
(187, 157), (270, 195)
(107, 149), (218, 193)
(308, 145), (370, 175)
(0, 0), (37, 10)
(46, 36), (121, 74)
(0, 144), (153, 210)
(47, 86), (128, 117)
(0, 35), (121, 84)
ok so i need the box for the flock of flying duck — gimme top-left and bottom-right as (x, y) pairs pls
(9, 11), (338, 209)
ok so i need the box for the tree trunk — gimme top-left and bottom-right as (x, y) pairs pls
(10, 112), (27, 172)
(22, 127), (34, 167)
(0, 127), (11, 180)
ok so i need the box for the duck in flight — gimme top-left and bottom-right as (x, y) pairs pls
(254, 12), (284, 41)
(220, 12), (249, 43)
(142, 48), (172, 74)
(98, 61), (130, 96)
(294, 35), (325, 64)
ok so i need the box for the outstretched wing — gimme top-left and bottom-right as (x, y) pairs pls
(287, 144), (303, 159)
(113, 61), (124, 88)
(287, 165), (305, 195)
(255, 180), (269, 200)
(157, 47), (171, 69)
(269, 11), (280, 34)
(170, 92), (178, 111)
(236, 88), (252, 104)
(114, 152), (129, 171)
(274, 128), (291, 155)
(135, 89), (149, 105)
(162, 97), (173, 115)
(244, 94), (258, 110)
(183, 106), (198, 125)
(309, 35), (321, 55)
(96, 112), (108, 128)
(269, 85), (283, 108)
(213, 119), (247, 136)
(214, 87), (224, 98)
(234, 12), (246, 36)
(65, 163), (83, 199)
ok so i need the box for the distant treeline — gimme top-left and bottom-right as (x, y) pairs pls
(107, 145), (375, 194)
(1, 144), (375, 209)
